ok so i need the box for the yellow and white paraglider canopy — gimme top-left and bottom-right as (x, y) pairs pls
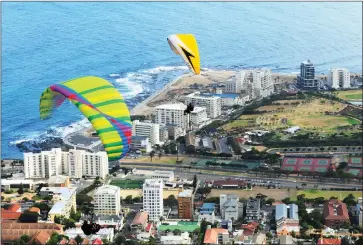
(167, 34), (200, 75)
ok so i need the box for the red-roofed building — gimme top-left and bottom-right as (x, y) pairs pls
(130, 212), (148, 231)
(145, 223), (153, 233)
(204, 228), (229, 244)
(241, 222), (259, 236)
(323, 199), (350, 228)
(92, 238), (103, 245)
(1, 204), (22, 221)
(317, 238), (341, 245)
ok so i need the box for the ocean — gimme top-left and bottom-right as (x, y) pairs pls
(2, 2), (362, 159)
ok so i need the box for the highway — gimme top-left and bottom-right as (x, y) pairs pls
(120, 162), (361, 190)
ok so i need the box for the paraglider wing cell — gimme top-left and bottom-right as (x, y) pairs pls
(39, 76), (132, 161)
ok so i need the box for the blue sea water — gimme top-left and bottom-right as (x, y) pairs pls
(2, 2), (362, 159)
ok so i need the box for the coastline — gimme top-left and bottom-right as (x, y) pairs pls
(66, 70), (361, 140)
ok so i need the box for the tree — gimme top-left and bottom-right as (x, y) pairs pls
(164, 195), (178, 209)
(74, 235), (84, 245)
(290, 230), (296, 238)
(173, 229), (182, 235)
(342, 221), (351, 229)
(149, 151), (155, 162)
(20, 234), (31, 243)
(193, 175), (198, 189)
(112, 234), (126, 245)
(19, 211), (39, 223)
(125, 195), (133, 204)
(266, 232), (273, 239)
(17, 183), (24, 195)
(343, 193), (357, 206)
(70, 207), (81, 222)
(133, 197), (141, 203)
(22, 197), (29, 202)
(159, 152), (162, 159)
(265, 198), (275, 205)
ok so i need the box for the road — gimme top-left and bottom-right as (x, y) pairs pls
(120, 163), (361, 189)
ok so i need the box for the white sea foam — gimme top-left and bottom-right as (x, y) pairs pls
(11, 65), (212, 146)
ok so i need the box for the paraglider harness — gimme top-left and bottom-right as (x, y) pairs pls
(81, 203), (101, 235)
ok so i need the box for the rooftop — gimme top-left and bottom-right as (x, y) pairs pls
(204, 228), (228, 244)
(94, 185), (120, 195)
(178, 189), (193, 198)
(48, 175), (69, 184)
(201, 93), (240, 99)
(144, 179), (163, 187)
(131, 212), (148, 226)
(155, 103), (187, 110)
(190, 106), (207, 113)
(40, 187), (76, 200)
(48, 201), (67, 214)
(323, 199), (349, 220)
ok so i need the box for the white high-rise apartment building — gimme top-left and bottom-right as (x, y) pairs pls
(190, 107), (208, 128)
(94, 185), (121, 215)
(327, 68), (351, 89)
(68, 149), (85, 179)
(132, 120), (161, 145)
(143, 179), (164, 222)
(184, 92), (222, 118)
(24, 148), (62, 178)
(83, 151), (108, 179)
(24, 148), (109, 179)
(155, 103), (189, 129)
(225, 69), (273, 99)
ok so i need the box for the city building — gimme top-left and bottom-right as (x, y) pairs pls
(323, 199), (350, 228)
(184, 92), (222, 118)
(152, 170), (174, 182)
(159, 126), (169, 143)
(1, 179), (41, 191)
(94, 185), (121, 216)
(198, 203), (215, 223)
(245, 198), (261, 222)
(275, 204), (300, 235)
(297, 60), (320, 90)
(185, 132), (198, 153)
(155, 103), (189, 129)
(64, 227), (114, 243)
(327, 68), (351, 89)
(190, 106), (209, 129)
(317, 238), (341, 245)
(178, 189), (194, 219)
(1, 223), (63, 245)
(48, 175), (70, 187)
(24, 148), (109, 179)
(143, 179), (164, 222)
(160, 232), (191, 245)
(82, 151), (109, 179)
(132, 120), (161, 146)
(131, 212), (149, 232)
(40, 187), (77, 222)
(1, 204), (22, 221)
(24, 148), (62, 178)
(131, 136), (152, 153)
(220, 194), (244, 221)
(82, 215), (124, 231)
(224, 69), (273, 99)
(201, 93), (249, 107)
(204, 227), (230, 245)
(166, 125), (186, 140)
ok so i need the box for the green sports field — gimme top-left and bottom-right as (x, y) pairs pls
(110, 179), (144, 189)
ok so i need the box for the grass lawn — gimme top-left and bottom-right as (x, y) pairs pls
(291, 115), (359, 128)
(291, 189), (362, 200)
(110, 179), (144, 189)
(336, 90), (362, 101)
